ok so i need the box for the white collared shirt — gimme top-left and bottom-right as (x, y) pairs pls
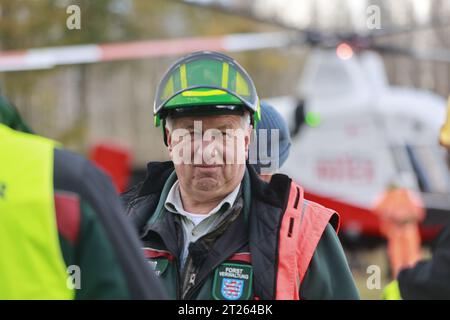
(165, 180), (241, 267)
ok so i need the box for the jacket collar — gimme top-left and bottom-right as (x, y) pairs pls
(137, 161), (175, 197)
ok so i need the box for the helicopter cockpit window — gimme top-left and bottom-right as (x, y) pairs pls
(405, 144), (450, 194)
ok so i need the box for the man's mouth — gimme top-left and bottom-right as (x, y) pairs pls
(194, 164), (222, 168)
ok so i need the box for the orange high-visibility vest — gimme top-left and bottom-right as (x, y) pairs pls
(276, 181), (339, 300)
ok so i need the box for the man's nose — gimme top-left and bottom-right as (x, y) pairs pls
(193, 137), (223, 161)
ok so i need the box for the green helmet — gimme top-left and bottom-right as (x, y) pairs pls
(153, 51), (261, 131)
(0, 95), (33, 133)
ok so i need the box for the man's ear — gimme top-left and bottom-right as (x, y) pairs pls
(166, 127), (173, 154)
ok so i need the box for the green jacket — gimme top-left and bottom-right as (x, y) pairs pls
(53, 148), (167, 299)
(123, 161), (359, 300)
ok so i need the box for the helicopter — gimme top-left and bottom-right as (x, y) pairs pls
(269, 48), (450, 243)
(174, 0), (450, 243)
(1, 0), (450, 244)
(148, 0), (450, 244)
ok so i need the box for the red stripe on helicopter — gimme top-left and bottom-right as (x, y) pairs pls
(304, 190), (441, 241)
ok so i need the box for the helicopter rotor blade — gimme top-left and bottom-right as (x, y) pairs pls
(368, 17), (450, 38)
(172, 0), (304, 31)
(175, 0), (450, 53)
(171, 0), (347, 48)
(372, 44), (450, 63)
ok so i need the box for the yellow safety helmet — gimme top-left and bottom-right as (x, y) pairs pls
(439, 95), (450, 148)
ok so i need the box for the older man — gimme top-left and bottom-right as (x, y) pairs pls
(123, 51), (358, 300)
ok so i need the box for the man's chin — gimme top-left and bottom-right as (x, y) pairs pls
(193, 177), (220, 192)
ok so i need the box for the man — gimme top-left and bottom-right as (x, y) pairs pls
(0, 96), (166, 299)
(123, 51), (359, 300)
(383, 96), (450, 299)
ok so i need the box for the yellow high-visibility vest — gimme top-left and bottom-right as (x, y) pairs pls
(0, 124), (73, 299)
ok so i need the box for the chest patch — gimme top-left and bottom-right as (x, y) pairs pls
(212, 263), (253, 300)
(148, 258), (169, 276)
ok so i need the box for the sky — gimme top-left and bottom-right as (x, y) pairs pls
(186, 0), (441, 32)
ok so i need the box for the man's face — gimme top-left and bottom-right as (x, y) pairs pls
(167, 114), (252, 198)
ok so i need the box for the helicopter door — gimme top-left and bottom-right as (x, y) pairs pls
(281, 109), (400, 209)
(405, 144), (450, 194)
(404, 144), (450, 226)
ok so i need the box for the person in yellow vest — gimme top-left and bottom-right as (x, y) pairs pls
(383, 95), (450, 299)
(0, 96), (167, 299)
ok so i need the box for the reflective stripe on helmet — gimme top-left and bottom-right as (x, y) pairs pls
(221, 62), (229, 89)
(181, 89), (228, 97)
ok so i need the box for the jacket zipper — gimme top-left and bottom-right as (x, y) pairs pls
(180, 198), (244, 299)
(181, 215), (242, 300)
(180, 258), (198, 299)
(184, 259), (229, 300)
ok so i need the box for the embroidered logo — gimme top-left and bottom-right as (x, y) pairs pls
(221, 278), (244, 300)
(212, 263), (252, 300)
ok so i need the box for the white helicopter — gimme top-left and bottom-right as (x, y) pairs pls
(267, 47), (449, 242)
(1, 0), (450, 243)
(172, 0), (450, 243)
